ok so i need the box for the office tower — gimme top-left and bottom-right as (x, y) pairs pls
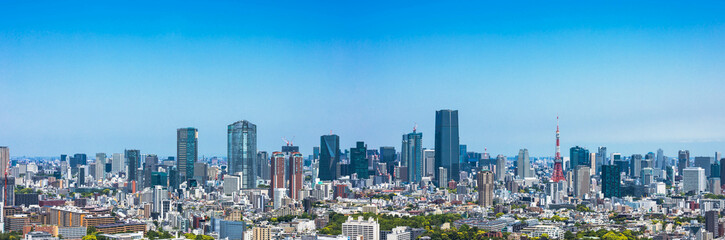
(194, 162), (208, 185)
(288, 152), (303, 200)
(423, 149), (435, 177)
(95, 153), (106, 182)
(402, 130), (423, 183)
(666, 166), (675, 186)
(257, 151), (269, 180)
(683, 167), (706, 194)
(228, 120), (257, 189)
(476, 171), (494, 207)
(435, 109), (460, 183)
(641, 168), (654, 185)
(379, 147), (396, 177)
(342, 216), (380, 240)
(168, 166), (178, 190)
(459, 145), (467, 173)
(125, 149), (140, 182)
(496, 155), (506, 182)
(596, 147), (607, 173)
(253, 227), (271, 240)
(78, 166), (86, 186)
(152, 185), (167, 214)
(720, 158), (725, 187)
(351, 142), (369, 179)
(270, 152), (286, 201)
(0, 147), (7, 177)
(695, 157), (714, 177)
(516, 149), (531, 179)
(601, 165), (621, 198)
(708, 177), (721, 195)
(717, 152), (722, 166)
(590, 152), (597, 176)
(574, 166), (590, 198)
(319, 134), (341, 181)
(142, 154), (158, 188)
(223, 174), (241, 195)
(437, 167), (447, 188)
(678, 150), (690, 176)
(706, 210), (719, 238)
(569, 146), (589, 171)
(644, 152), (655, 169)
(177, 127), (198, 184)
(711, 162), (721, 179)
(630, 154), (642, 178)
(656, 148), (665, 169)
(112, 153), (123, 174)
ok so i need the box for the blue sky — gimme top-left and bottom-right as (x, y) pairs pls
(1, 1), (724, 158)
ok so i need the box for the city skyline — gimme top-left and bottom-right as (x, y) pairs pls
(2, 2), (725, 157)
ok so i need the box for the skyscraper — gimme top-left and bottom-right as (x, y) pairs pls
(695, 156), (714, 177)
(435, 109), (460, 183)
(683, 167), (706, 194)
(144, 154), (158, 189)
(95, 153), (106, 182)
(423, 149), (435, 177)
(270, 152), (286, 201)
(516, 149), (531, 179)
(288, 152), (303, 200)
(601, 165), (621, 198)
(496, 155), (506, 182)
(574, 166), (590, 198)
(706, 210), (719, 238)
(0, 147), (8, 177)
(477, 171), (494, 207)
(177, 127), (198, 184)
(678, 150), (690, 176)
(257, 151), (270, 180)
(656, 148), (665, 169)
(350, 142), (369, 179)
(112, 153), (123, 174)
(379, 147), (396, 177)
(402, 130), (423, 183)
(630, 154), (642, 179)
(228, 120), (257, 189)
(596, 147), (607, 172)
(319, 134), (341, 181)
(125, 149), (140, 182)
(569, 146), (589, 171)
(720, 158), (725, 188)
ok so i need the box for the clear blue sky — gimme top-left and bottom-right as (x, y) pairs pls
(1, 1), (724, 158)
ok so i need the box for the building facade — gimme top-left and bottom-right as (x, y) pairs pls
(228, 120), (257, 189)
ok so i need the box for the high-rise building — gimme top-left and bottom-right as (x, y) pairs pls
(288, 152), (303, 200)
(402, 130), (423, 183)
(177, 128), (198, 184)
(252, 227), (271, 240)
(476, 171), (494, 207)
(380, 147), (396, 177)
(596, 147), (607, 173)
(423, 149), (435, 177)
(516, 149), (532, 179)
(95, 153), (106, 182)
(0, 147), (8, 178)
(437, 167), (447, 188)
(351, 142), (369, 179)
(112, 153), (123, 174)
(601, 165), (621, 198)
(569, 146), (589, 171)
(656, 148), (665, 169)
(342, 216), (380, 240)
(496, 155), (506, 182)
(270, 152), (286, 201)
(683, 167), (706, 194)
(319, 134), (341, 181)
(574, 166), (590, 198)
(706, 210), (719, 238)
(630, 154), (642, 178)
(193, 162), (208, 184)
(257, 151), (269, 180)
(228, 120), (257, 189)
(695, 157), (714, 177)
(435, 109), (460, 183)
(678, 150), (690, 176)
(125, 149), (140, 182)
(720, 158), (725, 187)
(144, 154), (158, 188)
(78, 166), (86, 186)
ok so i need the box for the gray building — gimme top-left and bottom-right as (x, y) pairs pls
(435, 109), (460, 183)
(228, 120), (257, 189)
(496, 155), (506, 182)
(402, 130), (423, 183)
(574, 166), (590, 198)
(516, 149), (532, 179)
(177, 127), (198, 185)
(695, 156), (714, 177)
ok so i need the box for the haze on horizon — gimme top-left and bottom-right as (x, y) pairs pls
(1, 1), (724, 158)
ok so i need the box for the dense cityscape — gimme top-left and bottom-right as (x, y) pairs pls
(0, 110), (723, 240)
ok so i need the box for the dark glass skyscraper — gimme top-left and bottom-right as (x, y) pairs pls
(569, 146), (589, 171)
(601, 165), (621, 198)
(379, 146), (396, 176)
(435, 109), (460, 183)
(350, 141), (368, 179)
(319, 134), (340, 181)
(678, 150), (690, 176)
(228, 120), (257, 189)
(125, 149), (140, 182)
(402, 130), (423, 183)
(177, 127), (198, 184)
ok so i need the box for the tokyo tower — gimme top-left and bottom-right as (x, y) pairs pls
(551, 116), (566, 182)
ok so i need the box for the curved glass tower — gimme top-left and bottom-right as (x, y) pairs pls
(228, 120), (257, 189)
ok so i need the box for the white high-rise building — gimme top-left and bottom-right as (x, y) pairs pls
(683, 167), (706, 194)
(0, 147), (8, 177)
(223, 175), (241, 195)
(152, 185), (167, 214)
(95, 153), (106, 182)
(112, 153), (123, 174)
(423, 149), (435, 177)
(342, 216), (380, 240)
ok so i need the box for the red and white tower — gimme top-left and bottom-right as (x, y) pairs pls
(551, 116), (566, 182)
